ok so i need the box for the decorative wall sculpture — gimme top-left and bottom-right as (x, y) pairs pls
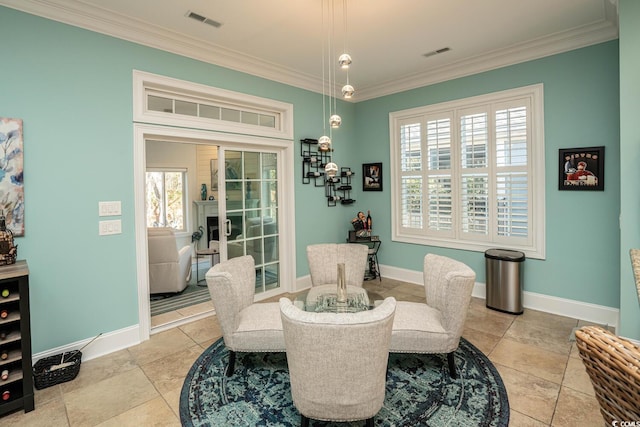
(300, 138), (354, 206)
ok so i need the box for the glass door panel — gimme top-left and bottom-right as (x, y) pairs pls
(223, 149), (280, 294)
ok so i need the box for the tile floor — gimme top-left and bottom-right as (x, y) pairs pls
(1, 278), (606, 426)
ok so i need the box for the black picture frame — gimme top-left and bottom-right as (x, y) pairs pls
(363, 162), (382, 191)
(558, 146), (604, 191)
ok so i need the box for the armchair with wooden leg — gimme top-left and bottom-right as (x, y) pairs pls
(389, 253), (476, 379)
(205, 255), (286, 376)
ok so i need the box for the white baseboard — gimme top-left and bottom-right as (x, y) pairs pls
(32, 325), (142, 365)
(295, 274), (312, 292)
(382, 263), (619, 331)
(34, 262), (620, 365)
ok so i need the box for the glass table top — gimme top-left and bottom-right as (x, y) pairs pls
(294, 284), (383, 313)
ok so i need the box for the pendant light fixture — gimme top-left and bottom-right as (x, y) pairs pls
(320, 0), (354, 178)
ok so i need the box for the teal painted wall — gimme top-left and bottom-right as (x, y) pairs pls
(619, 0), (640, 338)
(0, 4), (631, 352)
(352, 41), (621, 309)
(0, 7), (355, 353)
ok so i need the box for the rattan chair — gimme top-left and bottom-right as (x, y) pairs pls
(574, 326), (640, 424)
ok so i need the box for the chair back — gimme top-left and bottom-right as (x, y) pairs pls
(575, 326), (640, 423)
(423, 253), (476, 336)
(280, 297), (396, 422)
(148, 227), (191, 293)
(205, 255), (256, 346)
(306, 243), (368, 287)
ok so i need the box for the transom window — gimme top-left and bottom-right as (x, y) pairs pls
(133, 70), (294, 140)
(145, 168), (187, 231)
(390, 84), (545, 259)
(147, 92), (278, 129)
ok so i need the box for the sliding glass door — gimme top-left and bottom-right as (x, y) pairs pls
(221, 149), (280, 293)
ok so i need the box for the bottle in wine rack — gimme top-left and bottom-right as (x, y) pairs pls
(341, 170), (353, 177)
(1, 390), (9, 401)
(340, 199), (355, 205)
(1, 370), (8, 381)
(0, 310), (8, 319)
(337, 185), (352, 191)
(0, 331), (6, 340)
(306, 171), (321, 178)
(1, 289), (8, 298)
(328, 196), (342, 202)
(0, 350), (8, 360)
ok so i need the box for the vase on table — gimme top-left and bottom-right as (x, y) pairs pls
(200, 184), (207, 201)
(337, 263), (347, 303)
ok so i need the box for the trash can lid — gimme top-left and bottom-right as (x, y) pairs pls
(484, 248), (525, 261)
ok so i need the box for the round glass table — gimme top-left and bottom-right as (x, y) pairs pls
(294, 284), (383, 313)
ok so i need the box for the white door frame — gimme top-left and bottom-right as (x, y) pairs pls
(133, 123), (296, 342)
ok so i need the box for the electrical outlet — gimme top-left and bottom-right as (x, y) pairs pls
(99, 219), (122, 235)
(99, 201), (122, 217)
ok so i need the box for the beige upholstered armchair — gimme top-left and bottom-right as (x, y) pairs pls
(205, 255), (285, 376)
(279, 297), (396, 427)
(147, 227), (192, 294)
(306, 243), (368, 287)
(389, 253), (476, 378)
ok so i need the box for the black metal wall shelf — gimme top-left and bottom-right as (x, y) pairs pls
(301, 139), (356, 207)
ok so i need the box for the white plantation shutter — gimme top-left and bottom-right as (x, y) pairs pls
(426, 117), (453, 233)
(390, 85), (544, 259)
(400, 121), (423, 229)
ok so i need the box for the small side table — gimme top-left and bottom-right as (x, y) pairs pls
(195, 248), (220, 285)
(346, 233), (382, 281)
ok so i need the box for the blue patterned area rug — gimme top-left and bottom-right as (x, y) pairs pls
(180, 338), (509, 426)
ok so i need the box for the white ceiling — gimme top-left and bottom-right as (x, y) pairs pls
(1, 0), (619, 101)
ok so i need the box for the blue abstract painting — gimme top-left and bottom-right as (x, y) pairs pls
(0, 118), (24, 236)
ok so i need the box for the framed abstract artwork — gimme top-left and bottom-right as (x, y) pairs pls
(558, 146), (604, 191)
(0, 118), (24, 235)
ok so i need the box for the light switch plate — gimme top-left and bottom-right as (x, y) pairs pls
(99, 201), (122, 217)
(99, 219), (122, 235)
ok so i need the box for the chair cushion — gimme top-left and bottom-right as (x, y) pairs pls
(232, 302), (286, 352)
(392, 301), (446, 334)
(389, 301), (454, 353)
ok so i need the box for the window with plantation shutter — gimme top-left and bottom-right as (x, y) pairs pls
(390, 84), (545, 259)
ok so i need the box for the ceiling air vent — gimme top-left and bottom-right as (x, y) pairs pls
(186, 11), (223, 28)
(423, 47), (451, 58)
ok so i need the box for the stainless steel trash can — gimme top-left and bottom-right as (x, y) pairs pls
(485, 249), (525, 314)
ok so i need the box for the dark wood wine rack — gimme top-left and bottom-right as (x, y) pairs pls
(0, 261), (33, 416)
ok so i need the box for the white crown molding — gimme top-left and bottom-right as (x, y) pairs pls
(0, 0), (619, 101)
(355, 19), (619, 101)
(0, 0), (324, 93)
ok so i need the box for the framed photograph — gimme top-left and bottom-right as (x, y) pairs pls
(363, 162), (382, 191)
(558, 146), (604, 191)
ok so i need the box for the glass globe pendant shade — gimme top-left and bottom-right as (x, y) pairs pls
(338, 53), (352, 69)
(318, 135), (331, 152)
(325, 162), (339, 177)
(342, 84), (355, 99)
(329, 114), (342, 128)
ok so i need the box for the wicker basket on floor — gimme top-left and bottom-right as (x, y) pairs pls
(574, 326), (640, 423)
(33, 351), (82, 390)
